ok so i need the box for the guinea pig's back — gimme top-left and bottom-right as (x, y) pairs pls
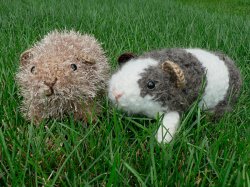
(211, 51), (242, 116)
(185, 48), (242, 114)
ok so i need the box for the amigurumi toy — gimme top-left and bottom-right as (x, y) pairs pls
(16, 30), (110, 123)
(108, 48), (242, 143)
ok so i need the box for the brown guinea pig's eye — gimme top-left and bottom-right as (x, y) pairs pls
(31, 66), (35, 73)
(147, 80), (155, 89)
(71, 64), (77, 71)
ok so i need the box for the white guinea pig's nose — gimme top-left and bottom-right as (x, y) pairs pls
(112, 88), (123, 102)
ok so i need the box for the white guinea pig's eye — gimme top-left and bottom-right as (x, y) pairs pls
(147, 80), (155, 89)
(30, 66), (35, 74)
(71, 64), (77, 71)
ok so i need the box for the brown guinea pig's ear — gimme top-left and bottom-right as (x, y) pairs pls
(78, 54), (96, 65)
(20, 49), (33, 66)
(117, 52), (136, 65)
(162, 60), (186, 88)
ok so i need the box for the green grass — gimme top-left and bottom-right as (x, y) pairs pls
(179, 0), (250, 17)
(0, 0), (250, 186)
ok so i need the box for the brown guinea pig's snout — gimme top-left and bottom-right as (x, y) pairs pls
(44, 77), (57, 97)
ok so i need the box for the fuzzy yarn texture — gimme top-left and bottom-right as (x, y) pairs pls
(16, 30), (110, 123)
(109, 48), (242, 143)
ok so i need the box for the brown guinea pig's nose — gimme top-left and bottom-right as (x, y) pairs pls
(44, 77), (57, 88)
(44, 78), (57, 97)
(44, 87), (54, 97)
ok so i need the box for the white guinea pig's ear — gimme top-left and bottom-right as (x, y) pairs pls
(20, 48), (33, 66)
(162, 60), (186, 88)
(117, 52), (136, 66)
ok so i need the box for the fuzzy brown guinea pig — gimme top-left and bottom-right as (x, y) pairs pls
(108, 48), (242, 143)
(16, 30), (110, 123)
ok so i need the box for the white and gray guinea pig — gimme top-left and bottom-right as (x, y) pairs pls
(108, 48), (242, 143)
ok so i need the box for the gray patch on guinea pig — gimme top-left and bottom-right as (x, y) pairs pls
(212, 52), (242, 118)
(138, 48), (206, 112)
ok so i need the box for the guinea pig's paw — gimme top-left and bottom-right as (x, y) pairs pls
(155, 111), (180, 144)
(155, 126), (174, 143)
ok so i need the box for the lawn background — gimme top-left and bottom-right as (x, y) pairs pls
(0, 0), (249, 186)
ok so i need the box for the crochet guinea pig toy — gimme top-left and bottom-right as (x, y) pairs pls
(108, 48), (242, 143)
(16, 30), (109, 123)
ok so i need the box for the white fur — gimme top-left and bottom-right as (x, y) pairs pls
(156, 112), (180, 143)
(185, 49), (229, 109)
(108, 58), (168, 117)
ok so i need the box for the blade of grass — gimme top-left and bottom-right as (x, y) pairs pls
(50, 124), (98, 186)
(123, 161), (146, 187)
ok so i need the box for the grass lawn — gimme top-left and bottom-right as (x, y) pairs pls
(0, 0), (249, 186)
